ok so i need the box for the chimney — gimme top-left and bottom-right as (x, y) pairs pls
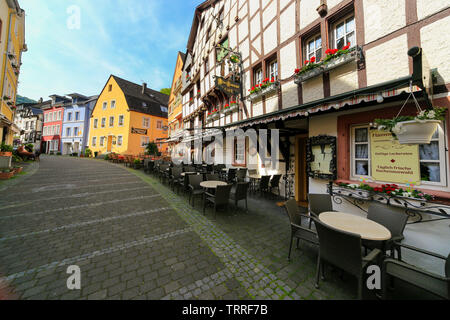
(39, 97), (43, 103)
(142, 82), (147, 95)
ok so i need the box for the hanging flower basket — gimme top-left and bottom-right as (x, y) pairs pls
(374, 87), (447, 145)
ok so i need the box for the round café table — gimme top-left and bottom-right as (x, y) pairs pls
(200, 181), (227, 189)
(181, 172), (197, 177)
(319, 212), (391, 241)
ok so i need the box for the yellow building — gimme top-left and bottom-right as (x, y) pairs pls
(88, 75), (169, 156)
(167, 51), (186, 152)
(0, 0), (26, 145)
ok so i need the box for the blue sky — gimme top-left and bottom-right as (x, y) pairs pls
(18, 0), (203, 101)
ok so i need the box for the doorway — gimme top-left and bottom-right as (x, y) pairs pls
(295, 135), (309, 207)
(107, 136), (113, 152)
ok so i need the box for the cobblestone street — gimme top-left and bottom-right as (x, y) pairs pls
(0, 156), (355, 300)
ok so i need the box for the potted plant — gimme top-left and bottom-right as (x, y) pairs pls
(0, 143), (13, 157)
(0, 169), (14, 180)
(3, 95), (11, 101)
(133, 159), (142, 169)
(375, 107), (446, 144)
(12, 166), (23, 174)
(85, 148), (92, 158)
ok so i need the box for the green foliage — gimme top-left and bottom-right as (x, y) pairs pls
(25, 144), (34, 153)
(0, 143), (13, 152)
(104, 154), (110, 160)
(85, 148), (92, 157)
(160, 88), (171, 96)
(134, 159), (141, 165)
(146, 142), (159, 156)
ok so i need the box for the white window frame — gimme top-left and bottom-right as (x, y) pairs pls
(111, 100), (116, 109)
(141, 136), (149, 147)
(351, 125), (371, 179)
(100, 136), (105, 147)
(254, 67), (263, 86)
(143, 117), (150, 128)
(66, 127), (71, 137)
(93, 118), (98, 129)
(333, 14), (356, 50)
(56, 125), (60, 135)
(117, 135), (123, 146)
(109, 116), (114, 128)
(102, 102), (108, 110)
(118, 115), (125, 126)
(101, 117), (106, 128)
(306, 34), (322, 61)
(350, 123), (448, 187)
(75, 111), (80, 121)
(74, 127), (79, 137)
(267, 60), (278, 81)
(57, 111), (62, 121)
(67, 112), (72, 121)
(92, 137), (97, 147)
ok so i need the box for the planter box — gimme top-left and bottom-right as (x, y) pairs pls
(0, 171), (14, 180)
(322, 49), (359, 72)
(294, 67), (324, 84)
(247, 82), (280, 102)
(395, 120), (441, 145)
(0, 155), (12, 169)
(13, 167), (23, 174)
(222, 104), (238, 114)
(0, 152), (12, 157)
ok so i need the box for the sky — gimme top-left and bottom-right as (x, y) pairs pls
(18, 0), (204, 101)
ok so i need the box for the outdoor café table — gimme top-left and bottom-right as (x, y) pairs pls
(319, 212), (391, 241)
(181, 172), (197, 176)
(200, 181), (227, 189)
(248, 174), (261, 192)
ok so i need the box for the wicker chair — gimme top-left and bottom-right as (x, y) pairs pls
(269, 174), (282, 196)
(188, 174), (204, 207)
(206, 174), (220, 181)
(258, 175), (271, 196)
(230, 182), (250, 212)
(282, 199), (319, 261)
(236, 168), (248, 182)
(203, 184), (233, 218)
(382, 243), (450, 300)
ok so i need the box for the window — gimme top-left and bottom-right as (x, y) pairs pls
(44, 113), (48, 122)
(117, 135), (123, 146)
(57, 111), (62, 120)
(56, 125), (60, 135)
(94, 119), (98, 128)
(92, 137), (97, 147)
(206, 26), (211, 40)
(43, 127), (47, 136)
(25, 121), (29, 130)
(68, 112), (72, 121)
(111, 100), (116, 109)
(109, 116), (114, 127)
(267, 59), (278, 81)
(351, 124), (447, 185)
(30, 121), (35, 130)
(157, 121), (162, 129)
(118, 115), (124, 126)
(234, 138), (246, 165)
(100, 136), (105, 147)
(66, 127), (71, 137)
(333, 15), (355, 50)
(143, 117), (150, 128)
(75, 112), (80, 120)
(74, 127), (79, 136)
(49, 112), (53, 122)
(205, 56), (210, 74)
(253, 67), (263, 86)
(160, 106), (168, 113)
(108, 84), (112, 92)
(102, 102), (108, 110)
(141, 136), (149, 147)
(306, 34), (322, 61)
(101, 117), (106, 128)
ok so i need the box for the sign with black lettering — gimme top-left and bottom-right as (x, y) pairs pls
(215, 76), (240, 96)
(131, 127), (147, 135)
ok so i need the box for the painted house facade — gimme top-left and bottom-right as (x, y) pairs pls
(88, 75), (169, 156)
(42, 95), (68, 154)
(61, 94), (98, 156)
(179, 0), (450, 215)
(13, 101), (44, 151)
(0, 0), (26, 145)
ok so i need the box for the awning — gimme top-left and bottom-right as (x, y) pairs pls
(224, 76), (416, 130)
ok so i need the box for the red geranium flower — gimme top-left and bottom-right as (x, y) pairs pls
(271, 77), (275, 82)
(304, 60), (309, 65)
(332, 49), (338, 54)
(310, 56), (316, 63)
(325, 49), (331, 55)
(294, 68), (300, 74)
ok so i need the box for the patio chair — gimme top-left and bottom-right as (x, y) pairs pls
(188, 174), (204, 207)
(214, 164), (225, 174)
(308, 193), (334, 217)
(364, 203), (408, 259)
(282, 199), (319, 261)
(382, 243), (450, 300)
(258, 175), (271, 196)
(159, 164), (170, 183)
(206, 174), (220, 181)
(230, 182), (250, 213)
(313, 217), (381, 300)
(226, 168), (237, 183)
(269, 174), (282, 196)
(169, 167), (183, 192)
(236, 168), (248, 182)
(203, 184), (233, 219)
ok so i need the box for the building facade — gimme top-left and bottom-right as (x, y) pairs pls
(178, 0), (450, 213)
(88, 75), (169, 156)
(0, 0), (26, 145)
(13, 101), (44, 151)
(167, 52), (186, 154)
(61, 94), (98, 156)
(42, 95), (67, 154)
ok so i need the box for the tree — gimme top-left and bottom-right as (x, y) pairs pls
(160, 88), (171, 96)
(146, 142), (159, 156)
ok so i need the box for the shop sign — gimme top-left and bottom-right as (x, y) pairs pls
(370, 130), (420, 184)
(215, 76), (240, 96)
(131, 127), (147, 135)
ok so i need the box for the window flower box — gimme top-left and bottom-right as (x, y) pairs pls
(0, 170), (14, 180)
(207, 109), (220, 122)
(247, 80), (279, 102)
(322, 46), (360, 72)
(294, 66), (323, 84)
(222, 102), (238, 114)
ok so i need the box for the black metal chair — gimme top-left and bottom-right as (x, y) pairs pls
(282, 199), (319, 261)
(364, 203), (408, 259)
(158, 164), (170, 183)
(382, 243), (450, 300)
(258, 175), (271, 196)
(269, 174), (282, 196)
(188, 174), (204, 207)
(203, 184), (233, 218)
(226, 168), (237, 183)
(236, 168), (248, 182)
(230, 182), (250, 212)
(308, 193), (334, 217)
(169, 167), (183, 192)
(313, 217), (381, 300)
